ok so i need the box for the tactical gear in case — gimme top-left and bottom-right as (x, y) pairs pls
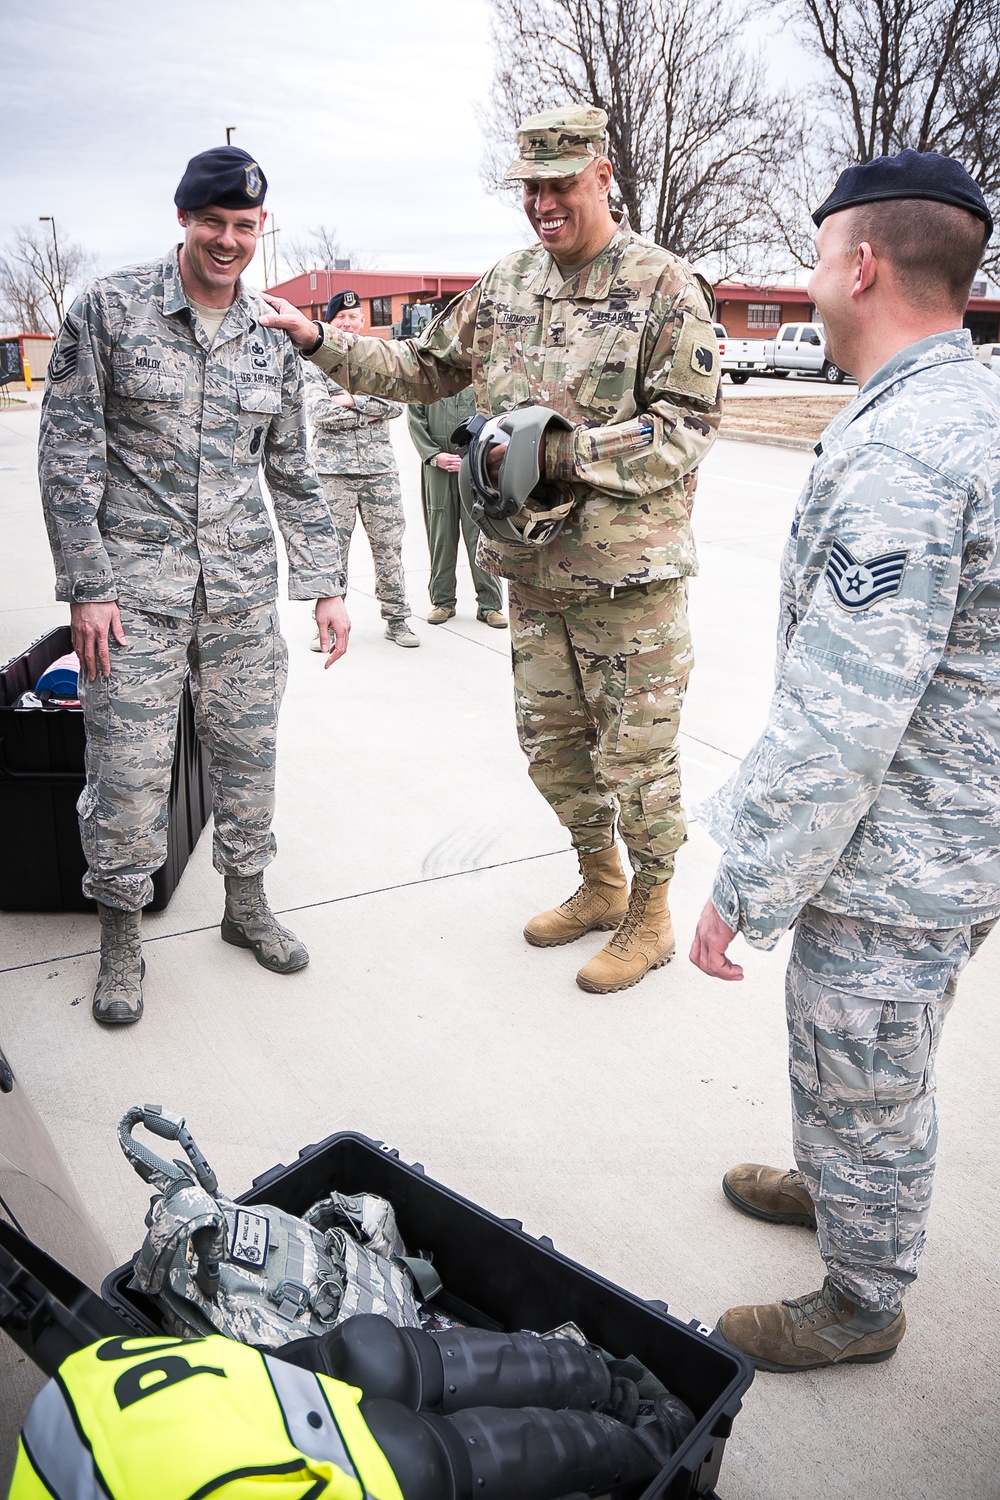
(101, 1129), (754, 1499)
(119, 1105), (428, 1345)
(0, 1093), (753, 1499)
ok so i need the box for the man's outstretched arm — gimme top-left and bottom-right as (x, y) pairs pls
(259, 290), (476, 405)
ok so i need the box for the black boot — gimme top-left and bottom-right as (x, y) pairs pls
(284, 1313), (636, 1420)
(362, 1396), (695, 1500)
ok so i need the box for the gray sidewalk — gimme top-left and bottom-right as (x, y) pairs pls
(1, 405), (997, 1497)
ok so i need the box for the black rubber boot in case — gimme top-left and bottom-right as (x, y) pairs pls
(309, 1314), (636, 1419)
(363, 1395), (695, 1500)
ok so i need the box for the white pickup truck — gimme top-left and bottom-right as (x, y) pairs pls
(715, 322), (849, 384)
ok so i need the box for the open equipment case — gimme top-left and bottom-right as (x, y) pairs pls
(0, 626), (211, 912)
(0, 1061), (753, 1499)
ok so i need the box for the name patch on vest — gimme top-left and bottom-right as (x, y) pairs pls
(230, 1209), (270, 1269)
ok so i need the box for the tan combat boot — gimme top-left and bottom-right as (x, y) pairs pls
(523, 846), (629, 948)
(221, 873), (309, 973)
(575, 878), (675, 994)
(93, 905), (145, 1025)
(723, 1164), (817, 1228)
(717, 1278), (906, 1372)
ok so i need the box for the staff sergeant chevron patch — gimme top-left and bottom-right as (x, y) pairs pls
(826, 538), (909, 610)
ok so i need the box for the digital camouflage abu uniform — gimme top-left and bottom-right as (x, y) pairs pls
(302, 359), (410, 623)
(306, 190), (720, 886)
(699, 330), (1000, 1308)
(406, 388), (503, 616)
(38, 248), (345, 911)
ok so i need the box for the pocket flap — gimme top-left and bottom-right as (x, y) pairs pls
(104, 507), (171, 543)
(227, 520), (274, 552)
(237, 381), (281, 415)
(112, 356), (183, 402)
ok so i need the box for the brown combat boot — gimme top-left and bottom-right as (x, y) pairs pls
(575, 878), (675, 994)
(723, 1164), (817, 1228)
(717, 1278), (906, 1373)
(523, 846), (629, 948)
(93, 905), (145, 1026)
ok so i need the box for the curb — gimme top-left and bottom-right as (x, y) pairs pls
(718, 429), (817, 452)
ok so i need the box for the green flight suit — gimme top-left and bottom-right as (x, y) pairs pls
(406, 390), (502, 615)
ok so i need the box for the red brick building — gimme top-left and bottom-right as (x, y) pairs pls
(267, 266), (1000, 347)
(266, 268), (478, 339)
(715, 281), (1000, 344)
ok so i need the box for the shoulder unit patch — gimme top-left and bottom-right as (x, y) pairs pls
(826, 538), (909, 610)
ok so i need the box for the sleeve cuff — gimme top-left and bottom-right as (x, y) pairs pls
(70, 578), (118, 604)
(544, 426), (577, 482)
(306, 326), (354, 371)
(710, 865), (742, 932)
(287, 571), (347, 602)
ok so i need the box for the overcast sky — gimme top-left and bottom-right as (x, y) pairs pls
(3, 0), (805, 291)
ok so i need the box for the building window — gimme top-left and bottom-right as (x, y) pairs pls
(747, 302), (782, 330)
(309, 273), (317, 291)
(370, 296), (393, 327)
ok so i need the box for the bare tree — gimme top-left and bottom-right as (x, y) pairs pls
(481, 0), (795, 277)
(283, 224), (376, 276)
(0, 222), (97, 334)
(783, 0), (1000, 269)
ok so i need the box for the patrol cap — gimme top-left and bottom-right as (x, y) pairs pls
(325, 289), (362, 320)
(504, 106), (610, 182)
(812, 149), (992, 240)
(174, 147), (267, 212)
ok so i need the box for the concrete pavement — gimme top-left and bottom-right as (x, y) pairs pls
(1, 402), (997, 1498)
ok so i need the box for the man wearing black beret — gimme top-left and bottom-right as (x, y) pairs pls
(38, 145), (350, 1025)
(691, 150), (1000, 1370)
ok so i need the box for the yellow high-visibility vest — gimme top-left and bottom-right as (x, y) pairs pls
(9, 1333), (405, 1500)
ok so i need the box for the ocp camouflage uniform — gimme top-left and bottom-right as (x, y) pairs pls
(302, 360), (410, 622)
(39, 248), (345, 910)
(699, 330), (1000, 1307)
(308, 227), (720, 881)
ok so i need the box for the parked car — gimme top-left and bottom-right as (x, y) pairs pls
(714, 321), (849, 384)
(714, 324), (752, 384)
(975, 343), (1000, 375)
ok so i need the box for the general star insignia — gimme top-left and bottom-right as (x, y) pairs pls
(826, 538), (909, 610)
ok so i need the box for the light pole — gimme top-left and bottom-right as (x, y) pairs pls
(39, 216), (63, 323)
(226, 126), (237, 144)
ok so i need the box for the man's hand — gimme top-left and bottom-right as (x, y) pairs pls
(484, 429), (546, 483)
(485, 440), (508, 483)
(70, 601), (127, 681)
(330, 392), (356, 409)
(432, 452), (462, 473)
(258, 294), (323, 351)
(690, 900), (744, 981)
(315, 596), (351, 668)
